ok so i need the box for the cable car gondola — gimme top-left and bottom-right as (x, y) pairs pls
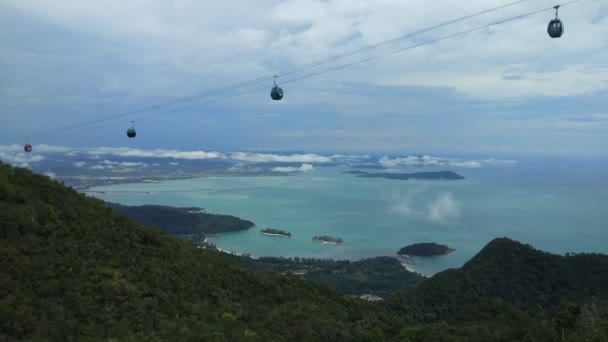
(24, 143), (32, 153)
(270, 75), (283, 101)
(547, 5), (564, 38)
(127, 121), (137, 138)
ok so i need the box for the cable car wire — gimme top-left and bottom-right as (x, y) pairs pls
(22, 0), (582, 143)
(9, 0), (537, 143)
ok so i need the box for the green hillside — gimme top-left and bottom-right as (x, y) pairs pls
(0, 163), (392, 341)
(388, 237), (608, 323)
(2, 161), (607, 341)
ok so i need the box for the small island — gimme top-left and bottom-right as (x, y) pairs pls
(357, 171), (464, 181)
(261, 228), (291, 238)
(397, 242), (455, 257)
(313, 235), (344, 245)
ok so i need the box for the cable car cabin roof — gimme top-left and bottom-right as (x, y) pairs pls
(547, 19), (564, 38)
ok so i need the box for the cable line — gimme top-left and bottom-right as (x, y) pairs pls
(11, 0), (535, 143)
(22, 0), (582, 143)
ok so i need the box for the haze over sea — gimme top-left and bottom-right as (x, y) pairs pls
(90, 156), (608, 276)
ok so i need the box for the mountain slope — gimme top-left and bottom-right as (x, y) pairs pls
(0, 163), (392, 341)
(388, 237), (608, 323)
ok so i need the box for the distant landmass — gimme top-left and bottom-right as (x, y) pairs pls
(313, 235), (344, 245)
(261, 228), (291, 237)
(398, 242), (455, 257)
(357, 170), (464, 180)
(106, 203), (254, 237)
(342, 170), (369, 175)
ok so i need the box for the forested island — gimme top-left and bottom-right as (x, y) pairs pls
(356, 170), (464, 180)
(313, 235), (344, 245)
(261, 228), (291, 237)
(397, 242), (455, 257)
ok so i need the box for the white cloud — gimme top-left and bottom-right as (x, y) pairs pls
(231, 152), (331, 163)
(272, 163), (315, 172)
(389, 193), (419, 218)
(88, 147), (224, 160)
(44, 171), (56, 179)
(379, 155), (515, 168)
(5, 0), (604, 103)
(427, 192), (460, 224)
(0, 144), (45, 166)
(73, 161), (86, 167)
(482, 158), (517, 166)
(101, 160), (147, 167)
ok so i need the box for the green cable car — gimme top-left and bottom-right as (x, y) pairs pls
(127, 121), (136, 138)
(270, 75), (283, 101)
(547, 5), (564, 38)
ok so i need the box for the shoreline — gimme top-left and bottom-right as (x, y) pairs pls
(261, 232), (291, 238)
(399, 262), (430, 278)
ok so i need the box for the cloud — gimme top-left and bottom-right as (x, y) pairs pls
(88, 147), (224, 160)
(0, 144), (45, 166)
(271, 163), (315, 172)
(379, 155), (515, 168)
(482, 158), (517, 166)
(1, 1), (607, 156)
(43, 171), (56, 179)
(427, 192), (460, 224)
(101, 160), (147, 167)
(389, 193), (419, 218)
(73, 161), (86, 167)
(231, 152), (331, 163)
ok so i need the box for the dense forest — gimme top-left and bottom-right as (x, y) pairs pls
(0, 162), (392, 340)
(232, 256), (426, 298)
(1, 161), (607, 341)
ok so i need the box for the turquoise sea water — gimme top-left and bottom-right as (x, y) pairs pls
(89, 158), (608, 275)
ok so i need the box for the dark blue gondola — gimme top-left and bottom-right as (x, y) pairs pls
(127, 121), (136, 138)
(270, 75), (283, 101)
(547, 5), (564, 38)
(24, 143), (32, 152)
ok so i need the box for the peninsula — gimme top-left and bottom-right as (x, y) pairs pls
(357, 171), (464, 180)
(261, 228), (291, 238)
(397, 242), (455, 257)
(313, 235), (344, 245)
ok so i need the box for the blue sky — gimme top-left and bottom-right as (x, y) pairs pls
(1, 0), (607, 157)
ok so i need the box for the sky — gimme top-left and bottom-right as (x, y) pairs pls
(1, 0), (607, 157)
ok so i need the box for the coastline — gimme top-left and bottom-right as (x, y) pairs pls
(399, 262), (430, 278)
(261, 232), (290, 238)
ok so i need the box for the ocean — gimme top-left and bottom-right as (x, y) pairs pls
(88, 157), (608, 275)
